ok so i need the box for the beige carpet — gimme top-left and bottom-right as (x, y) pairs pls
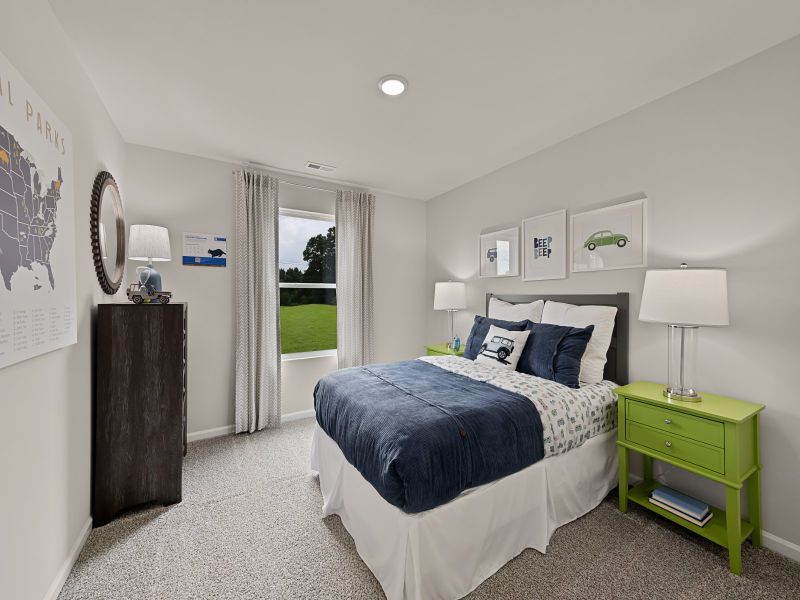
(59, 418), (800, 599)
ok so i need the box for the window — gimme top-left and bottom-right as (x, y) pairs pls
(279, 208), (336, 357)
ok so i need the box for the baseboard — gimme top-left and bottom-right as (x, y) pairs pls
(763, 531), (800, 563)
(186, 410), (315, 443)
(186, 425), (235, 442)
(281, 409), (315, 423)
(43, 516), (92, 600)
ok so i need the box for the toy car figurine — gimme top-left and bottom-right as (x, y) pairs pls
(126, 283), (172, 305)
(486, 248), (498, 262)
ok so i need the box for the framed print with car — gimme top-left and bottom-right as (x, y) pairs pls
(571, 198), (647, 273)
(522, 209), (567, 281)
(479, 227), (519, 278)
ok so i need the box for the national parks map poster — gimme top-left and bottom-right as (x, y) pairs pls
(0, 50), (77, 369)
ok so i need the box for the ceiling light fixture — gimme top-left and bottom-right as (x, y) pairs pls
(378, 75), (407, 96)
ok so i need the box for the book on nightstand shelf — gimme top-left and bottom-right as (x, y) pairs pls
(649, 486), (712, 527)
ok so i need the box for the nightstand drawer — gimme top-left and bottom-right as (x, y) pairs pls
(626, 421), (725, 474)
(627, 399), (724, 448)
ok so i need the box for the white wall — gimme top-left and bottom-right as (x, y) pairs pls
(124, 146), (236, 432)
(373, 192), (429, 363)
(0, 1), (127, 598)
(426, 37), (800, 550)
(125, 144), (428, 433)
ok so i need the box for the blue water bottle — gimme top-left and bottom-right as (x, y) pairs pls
(453, 335), (461, 352)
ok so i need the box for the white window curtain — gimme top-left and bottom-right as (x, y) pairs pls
(335, 190), (375, 368)
(234, 170), (281, 432)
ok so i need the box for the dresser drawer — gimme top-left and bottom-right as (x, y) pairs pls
(627, 399), (724, 448)
(626, 421), (725, 474)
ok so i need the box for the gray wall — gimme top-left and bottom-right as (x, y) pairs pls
(426, 37), (800, 550)
(125, 144), (428, 433)
(0, 1), (128, 598)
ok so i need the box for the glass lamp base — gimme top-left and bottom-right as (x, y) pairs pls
(663, 387), (702, 402)
(665, 325), (701, 402)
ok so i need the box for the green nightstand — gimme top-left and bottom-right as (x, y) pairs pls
(425, 343), (465, 357)
(615, 381), (764, 575)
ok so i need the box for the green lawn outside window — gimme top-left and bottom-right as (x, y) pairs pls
(279, 304), (337, 354)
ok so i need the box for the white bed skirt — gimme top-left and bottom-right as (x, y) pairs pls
(310, 425), (618, 600)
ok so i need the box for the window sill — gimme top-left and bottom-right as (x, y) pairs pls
(281, 349), (337, 362)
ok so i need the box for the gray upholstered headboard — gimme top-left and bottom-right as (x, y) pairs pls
(485, 292), (629, 385)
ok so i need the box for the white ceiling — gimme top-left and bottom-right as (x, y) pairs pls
(50, 1), (800, 200)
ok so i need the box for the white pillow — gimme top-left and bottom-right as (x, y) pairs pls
(475, 325), (530, 371)
(488, 298), (544, 323)
(541, 301), (617, 383)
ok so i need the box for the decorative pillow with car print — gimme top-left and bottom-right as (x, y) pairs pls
(476, 325), (530, 370)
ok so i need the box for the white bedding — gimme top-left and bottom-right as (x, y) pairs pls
(419, 355), (617, 455)
(310, 358), (620, 600)
(311, 426), (617, 600)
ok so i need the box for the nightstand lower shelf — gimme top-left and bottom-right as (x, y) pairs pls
(627, 481), (754, 548)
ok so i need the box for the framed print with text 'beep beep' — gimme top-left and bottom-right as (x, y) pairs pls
(522, 209), (566, 281)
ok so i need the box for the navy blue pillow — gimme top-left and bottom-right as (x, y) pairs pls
(517, 322), (594, 389)
(463, 315), (529, 360)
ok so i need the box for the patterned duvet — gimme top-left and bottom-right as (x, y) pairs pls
(419, 355), (617, 456)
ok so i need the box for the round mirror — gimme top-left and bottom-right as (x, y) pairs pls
(91, 171), (125, 294)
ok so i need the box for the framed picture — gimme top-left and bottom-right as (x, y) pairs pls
(571, 198), (647, 273)
(182, 232), (228, 267)
(479, 227), (519, 278)
(522, 209), (567, 281)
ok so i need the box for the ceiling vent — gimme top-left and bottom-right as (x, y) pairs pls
(305, 161), (336, 173)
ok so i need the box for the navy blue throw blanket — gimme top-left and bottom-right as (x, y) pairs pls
(314, 360), (545, 513)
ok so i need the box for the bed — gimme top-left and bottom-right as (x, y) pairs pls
(310, 293), (629, 600)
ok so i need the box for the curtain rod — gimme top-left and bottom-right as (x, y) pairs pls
(278, 179), (338, 194)
(231, 171), (338, 195)
(233, 160), (368, 194)
(277, 178), (337, 195)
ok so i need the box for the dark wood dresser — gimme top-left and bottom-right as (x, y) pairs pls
(93, 303), (187, 527)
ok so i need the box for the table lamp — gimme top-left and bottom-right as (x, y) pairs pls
(434, 281), (466, 350)
(639, 263), (729, 401)
(128, 224), (172, 292)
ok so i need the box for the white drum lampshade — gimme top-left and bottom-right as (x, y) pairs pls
(128, 224), (172, 263)
(434, 281), (466, 349)
(639, 264), (729, 400)
(639, 267), (729, 327)
(434, 281), (467, 311)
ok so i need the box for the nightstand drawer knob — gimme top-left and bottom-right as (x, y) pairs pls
(664, 440), (672, 448)
(664, 418), (672, 425)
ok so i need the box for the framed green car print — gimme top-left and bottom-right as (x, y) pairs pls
(571, 198), (647, 273)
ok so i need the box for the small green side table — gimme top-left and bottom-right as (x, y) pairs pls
(425, 343), (465, 357)
(615, 381), (764, 575)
